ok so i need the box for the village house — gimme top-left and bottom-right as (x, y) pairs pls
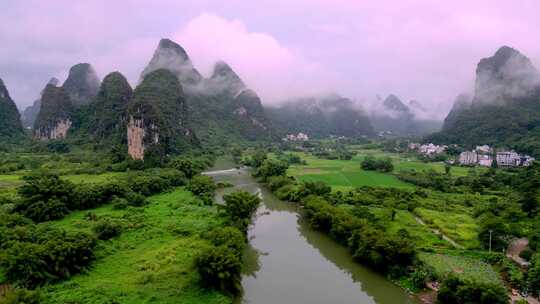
(475, 145), (492, 154)
(284, 132), (309, 142)
(459, 151), (478, 166)
(419, 143), (447, 155)
(478, 154), (493, 167)
(496, 151), (521, 168)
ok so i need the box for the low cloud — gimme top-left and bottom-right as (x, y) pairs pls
(172, 13), (340, 103)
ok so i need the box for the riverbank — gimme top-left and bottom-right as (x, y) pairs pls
(207, 162), (417, 304)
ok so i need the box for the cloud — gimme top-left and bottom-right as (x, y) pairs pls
(172, 13), (340, 103)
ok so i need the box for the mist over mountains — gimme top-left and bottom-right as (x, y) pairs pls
(2, 37), (540, 157)
(428, 46), (540, 155)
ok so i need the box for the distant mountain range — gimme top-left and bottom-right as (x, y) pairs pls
(5, 38), (275, 160)
(427, 46), (540, 156)
(370, 94), (442, 136)
(267, 94), (374, 138)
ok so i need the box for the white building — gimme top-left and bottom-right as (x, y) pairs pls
(496, 151), (521, 168)
(478, 154), (493, 167)
(459, 151), (478, 165)
(284, 132), (309, 142)
(419, 143), (447, 155)
(475, 145), (492, 154)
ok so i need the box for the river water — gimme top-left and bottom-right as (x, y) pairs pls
(206, 160), (416, 304)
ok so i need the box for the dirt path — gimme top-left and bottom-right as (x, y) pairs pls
(506, 238), (530, 267)
(414, 216), (464, 249)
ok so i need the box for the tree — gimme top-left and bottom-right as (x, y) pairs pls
(221, 191), (260, 231)
(529, 254), (540, 299)
(478, 215), (509, 252)
(15, 172), (74, 222)
(195, 245), (242, 296)
(250, 150), (267, 168)
(186, 175), (216, 205)
(255, 159), (289, 181)
(303, 181), (331, 196)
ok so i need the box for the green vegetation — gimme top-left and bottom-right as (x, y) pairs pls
(0, 78), (24, 141)
(418, 252), (501, 285)
(42, 189), (231, 304)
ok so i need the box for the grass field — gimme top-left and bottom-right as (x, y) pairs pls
(349, 149), (477, 177)
(288, 153), (413, 190)
(42, 188), (231, 304)
(286, 149), (486, 191)
(418, 252), (502, 285)
(414, 208), (480, 249)
(367, 207), (452, 249)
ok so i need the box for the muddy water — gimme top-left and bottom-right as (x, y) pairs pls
(206, 163), (416, 304)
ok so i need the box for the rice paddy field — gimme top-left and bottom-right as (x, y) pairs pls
(287, 148), (479, 191)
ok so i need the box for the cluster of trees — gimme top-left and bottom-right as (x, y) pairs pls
(303, 195), (415, 275)
(0, 213), (96, 288)
(313, 147), (355, 160)
(195, 191), (260, 296)
(186, 175), (217, 205)
(361, 156), (394, 172)
(13, 169), (187, 222)
(437, 275), (508, 304)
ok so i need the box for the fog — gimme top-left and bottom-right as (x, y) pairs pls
(1, 0), (540, 121)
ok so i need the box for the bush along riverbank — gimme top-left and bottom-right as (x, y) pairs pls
(246, 151), (509, 304)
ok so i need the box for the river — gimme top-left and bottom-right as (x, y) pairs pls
(206, 159), (417, 304)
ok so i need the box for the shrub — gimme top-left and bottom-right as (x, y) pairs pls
(437, 275), (508, 304)
(15, 172), (74, 222)
(519, 248), (533, 261)
(254, 159), (289, 181)
(195, 245), (242, 296)
(111, 196), (129, 210)
(303, 181), (331, 196)
(187, 175), (216, 205)
(361, 156), (394, 172)
(0, 231), (96, 288)
(206, 227), (245, 253)
(125, 192), (147, 207)
(221, 191), (260, 232)
(267, 176), (293, 191)
(0, 288), (41, 304)
(93, 219), (122, 240)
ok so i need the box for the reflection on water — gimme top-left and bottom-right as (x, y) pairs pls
(206, 161), (416, 304)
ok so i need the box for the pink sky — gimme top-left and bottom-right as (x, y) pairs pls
(1, 0), (539, 118)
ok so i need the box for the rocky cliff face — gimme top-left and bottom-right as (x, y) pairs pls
(22, 78), (59, 128)
(474, 46), (540, 105)
(0, 78), (24, 139)
(62, 63), (100, 106)
(34, 83), (74, 140)
(140, 39), (203, 89)
(127, 69), (196, 160)
(140, 38), (273, 144)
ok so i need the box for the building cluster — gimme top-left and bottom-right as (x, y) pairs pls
(283, 132), (309, 141)
(409, 143), (447, 156)
(459, 145), (535, 168)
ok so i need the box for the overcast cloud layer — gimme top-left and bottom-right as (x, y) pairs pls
(1, 0), (539, 119)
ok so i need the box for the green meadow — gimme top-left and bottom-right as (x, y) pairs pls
(287, 153), (413, 190)
(42, 188), (231, 304)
